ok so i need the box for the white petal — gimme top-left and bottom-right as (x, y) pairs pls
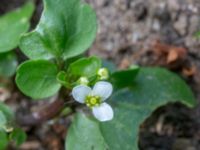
(92, 103), (114, 122)
(72, 85), (91, 103)
(92, 81), (113, 101)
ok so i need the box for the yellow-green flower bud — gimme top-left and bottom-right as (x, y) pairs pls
(78, 77), (89, 85)
(3, 125), (14, 133)
(97, 68), (109, 80)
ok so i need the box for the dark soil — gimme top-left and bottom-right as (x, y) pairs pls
(1, 0), (200, 150)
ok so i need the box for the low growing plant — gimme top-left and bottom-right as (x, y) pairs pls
(0, 2), (34, 149)
(0, 0), (197, 150)
(0, 2), (34, 78)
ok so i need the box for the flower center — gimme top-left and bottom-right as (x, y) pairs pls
(85, 95), (101, 107)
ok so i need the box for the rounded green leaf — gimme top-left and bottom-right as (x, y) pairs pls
(0, 102), (14, 123)
(20, 0), (97, 60)
(16, 60), (61, 99)
(0, 131), (8, 150)
(0, 103), (14, 132)
(66, 67), (196, 150)
(10, 128), (27, 146)
(0, 52), (17, 77)
(66, 113), (108, 150)
(111, 65), (140, 88)
(195, 31), (200, 38)
(68, 56), (101, 78)
(0, 2), (35, 53)
(113, 67), (196, 107)
(0, 111), (7, 128)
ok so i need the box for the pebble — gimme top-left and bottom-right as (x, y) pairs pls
(173, 14), (188, 36)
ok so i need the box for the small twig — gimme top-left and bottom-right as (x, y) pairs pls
(17, 98), (65, 126)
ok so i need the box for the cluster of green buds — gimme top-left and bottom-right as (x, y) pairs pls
(77, 67), (109, 86)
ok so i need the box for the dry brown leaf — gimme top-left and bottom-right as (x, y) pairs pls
(167, 49), (179, 63)
(119, 58), (131, 69)
(152, 41), (188, 69)
(182, 66), (197, 77)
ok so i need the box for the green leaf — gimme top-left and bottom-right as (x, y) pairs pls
(63, 54), (84, 71)
(57, 71), (70, 87)
(16, 60), (61, 99)
(20, 0), (97, 60)
(0, 131), (8, 150)
(66, 113), (108, 150)
(57, 71), (67, 84)
(111, 65), (140, 88)
(68, 56), (101, 78)
(0, 52), (17, 77)
(10, 128), (27, 146)
(0, 2), (35, 53)
(0, 111), (7, 128)
(102, 59), (117, 74)
(66, 67), (196, 150)
(195, 31), (200, 38)
(0, 102), (14, 123)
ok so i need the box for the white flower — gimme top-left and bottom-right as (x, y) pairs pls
(72, 81), (114, 122)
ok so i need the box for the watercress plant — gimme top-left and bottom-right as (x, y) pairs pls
(0, 2), (34, 77)
(0, 2), (34, 149)
(0, 102), (27, 150)
(0, 0), (197, 149)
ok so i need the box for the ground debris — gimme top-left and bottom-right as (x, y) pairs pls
(152, 40), (187, 69)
